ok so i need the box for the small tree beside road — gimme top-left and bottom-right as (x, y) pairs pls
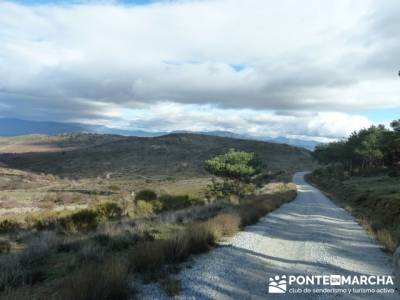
(205, 149), (262, 200)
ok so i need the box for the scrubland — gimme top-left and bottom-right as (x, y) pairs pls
(0, 170), (297, 298)
(0, 133), (308, 298)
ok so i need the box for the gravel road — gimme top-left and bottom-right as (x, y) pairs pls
(139, 172), (397, 299)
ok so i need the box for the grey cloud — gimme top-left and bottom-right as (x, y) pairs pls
(0, 92), (119, 122)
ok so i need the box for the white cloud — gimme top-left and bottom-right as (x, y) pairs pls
(0, 0), (399, 139)
(120, 102), (373, 140)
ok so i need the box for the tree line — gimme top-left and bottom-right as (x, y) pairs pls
(312, 119), (400, 174)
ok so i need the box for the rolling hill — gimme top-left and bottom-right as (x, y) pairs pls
(0, 118), (320, 150)
(0, 133), (315, 178)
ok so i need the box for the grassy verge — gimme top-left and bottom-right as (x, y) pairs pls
(306, 172), (400, 252)
(129, 187), (296, 274)
(0, 183), (296, 299)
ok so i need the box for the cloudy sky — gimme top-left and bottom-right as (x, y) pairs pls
(0, 0), (399, 141)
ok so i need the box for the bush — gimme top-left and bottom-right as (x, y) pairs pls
(135, 200), (154, 216)
(135, 189), (157, 201)
(158, 194), (201, 211)
(109, 184), (120, 192)
(95, 202), (123, 220)
(30, 209), (99, 232)
(59, 258), (130, 300)
(237, 200), (276, 227)
(31, 212), (60, 231)
(0, 219), (20, 233)
(67, 209), (99, 232)
(209, 213), (240, 238)
(185, 222), (215, 254)
(163, 231), (190, 263)
(206, 179), (233, 200)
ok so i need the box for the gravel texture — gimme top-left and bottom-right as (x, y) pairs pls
(138, 172), (397, 299)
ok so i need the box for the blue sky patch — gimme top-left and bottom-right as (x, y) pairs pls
(360, 108), (400, 123)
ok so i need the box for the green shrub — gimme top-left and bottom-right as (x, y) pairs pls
(95, 202), (123, 220)
(65, 209), (99, 232)
(149, 199), (163, 212)
(109, 184), (120, 192)
(135, 189), (157, 201)
(206, 179), (233, 201)
(241, 183), (257, 195)
(32, 212), (60, 231)
(135, 200), (154, 216)
(158, 194), (201, 211)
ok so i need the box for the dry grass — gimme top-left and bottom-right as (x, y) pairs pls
(128, 188), (296, 278)
(0, 176), (296, 298)
(129, 241), (167, 273)
(76, 242), (105, 264)
(0, 231), (59, 291)
(360, 218), (398, 252)
(58, 258), (130, 300)
(185, 222), (216, 254)
(209, 213), (241, 238)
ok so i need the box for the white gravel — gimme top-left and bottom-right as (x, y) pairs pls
(138, 172), (397, 300)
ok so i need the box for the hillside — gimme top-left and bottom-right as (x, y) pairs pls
(0, 118), (320, 150)
(0, 133), (125, 154)
(0, 133), (314, 178)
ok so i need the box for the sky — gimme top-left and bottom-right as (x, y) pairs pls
(0, 0), (399, 141)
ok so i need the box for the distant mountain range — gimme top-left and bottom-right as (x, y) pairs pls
(0, 118), (320, 150)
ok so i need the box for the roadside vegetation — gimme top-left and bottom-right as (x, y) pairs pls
(309, 119), (400, 252)
(0, 149), (296, 299)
